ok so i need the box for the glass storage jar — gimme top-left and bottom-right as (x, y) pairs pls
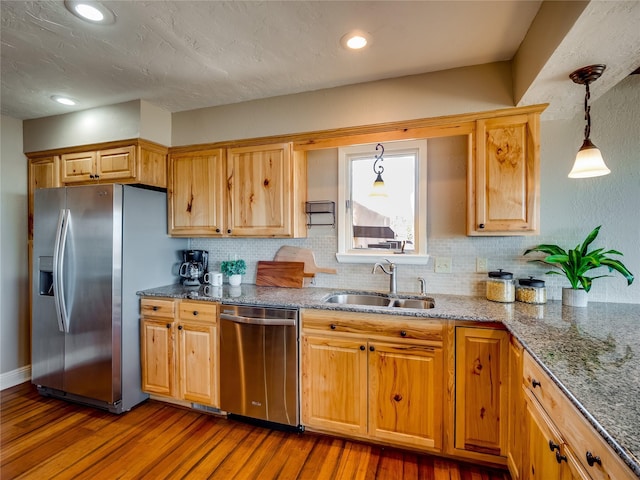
(486, 269), (515, 303)
(516, 277), (546, 304)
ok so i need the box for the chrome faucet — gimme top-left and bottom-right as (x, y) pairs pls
(372, 260), (397, 294)
(418, 277), (427, 295)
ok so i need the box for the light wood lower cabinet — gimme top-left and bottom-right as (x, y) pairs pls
(454, 326), (509, 460)
(301, 309), (444, 452)
(507, 335), (525, 479)
(140, 297), (219, 407)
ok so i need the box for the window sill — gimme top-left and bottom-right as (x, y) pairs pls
(335, 253), (430, 265)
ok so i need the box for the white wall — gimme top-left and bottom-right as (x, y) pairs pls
(0, 115), (30, 385)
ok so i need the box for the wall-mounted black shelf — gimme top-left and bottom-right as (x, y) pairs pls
(305, 201), (335, 228)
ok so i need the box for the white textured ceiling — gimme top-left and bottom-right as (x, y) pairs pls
(1, 1), (639, 121)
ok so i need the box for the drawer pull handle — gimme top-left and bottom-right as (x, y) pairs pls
(152, 306), (159, 311)
(359, 345), (366, 351)
(586, 451), (602, 467)
(330, 324), (336, 330)
(400, 330), (407, 337)
(532, 379), (541, 388)
(549, 440), (560, 452)
(555, 451), (567, 464)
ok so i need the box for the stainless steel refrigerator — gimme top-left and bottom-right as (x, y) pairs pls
(32, 184), (186, 413)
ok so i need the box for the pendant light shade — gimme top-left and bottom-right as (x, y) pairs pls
(568, 64), (610, 179)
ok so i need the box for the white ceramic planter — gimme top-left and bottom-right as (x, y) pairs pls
(562, 287), (588, 307)
(228, 274), (242, 286)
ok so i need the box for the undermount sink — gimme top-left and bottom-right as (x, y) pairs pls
(324, 293), (435, 310)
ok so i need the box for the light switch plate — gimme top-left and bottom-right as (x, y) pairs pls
(435, 257), (452, 273)
(476, 257), (488, 273)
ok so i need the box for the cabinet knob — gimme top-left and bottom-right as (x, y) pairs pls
(586, 451), (602, 467)
(532, 379), (541, 388)
(192, 311), (198, 316)
(555, 451), (567, 464)
(89, 174), (95, 179)
(549, 440), (560, 452)
(330, 324), (336, 330)
(178, 325), (183, 330)
(479, 223), (485, 229)
(400, 330), (407, 337)
(359, 345), (366, 351)
(165, 323), (171, 329)
(216, 228), (221, 233)
(95, 174), (100, 179)
(369, 345), (375, 352)
(227, 229), (232, 234)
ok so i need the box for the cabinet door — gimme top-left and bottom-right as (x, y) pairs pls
(141, 318), (175, 397)
(168, 149), (225, 236)
(507, 336), (525, 479)
(455, 327), (508, 457)
(61, 151), (96, 183)
(301, 335), (367, 436)
(177, 320), (218, 406)
(96, 146), (136, 181)
(469, 113), (540, 235)
(368, 342), (443, 451)
(227, 143), (292, 236)
(28, 156), (60, 240)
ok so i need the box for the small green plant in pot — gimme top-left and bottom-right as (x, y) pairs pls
(220, 259), (246, 286)
(524, 225), (634, 307)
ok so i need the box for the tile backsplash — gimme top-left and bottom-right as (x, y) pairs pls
(190, 230), (630, 303)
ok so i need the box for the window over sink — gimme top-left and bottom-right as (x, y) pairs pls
(337, 139), (428, 264)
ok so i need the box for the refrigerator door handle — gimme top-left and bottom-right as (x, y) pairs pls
(53, 208), (70, 333)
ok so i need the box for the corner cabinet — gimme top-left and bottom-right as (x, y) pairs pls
(168, 142), (307, 238)
(301, 309), (444, 452)
(467, 112), (541, 236)
(453, 326), (509, 462)
(140, 297), (219, 407)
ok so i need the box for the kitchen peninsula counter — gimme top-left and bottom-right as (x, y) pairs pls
(139, 284), (640, 477)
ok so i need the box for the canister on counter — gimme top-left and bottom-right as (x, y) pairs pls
(516, 277), (547, 304)
(486, 269), (515, 303)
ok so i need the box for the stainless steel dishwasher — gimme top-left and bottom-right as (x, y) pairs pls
(219, 304), (301, 430)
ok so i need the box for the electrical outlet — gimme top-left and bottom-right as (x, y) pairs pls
(476, 257), (488, 273)
(435, 257), (452, 273)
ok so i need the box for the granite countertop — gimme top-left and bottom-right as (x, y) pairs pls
(139, 283), (640, 477)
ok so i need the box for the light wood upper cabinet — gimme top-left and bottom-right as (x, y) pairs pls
(169, 142), (307, 237)
(468, 113), (540, 235)
(454, 326), (509, 459)
(28, 155), (61, 240)
(301, 309), (444, 452)
(140, 297), (219, 407)
(168, 149), (225, 236)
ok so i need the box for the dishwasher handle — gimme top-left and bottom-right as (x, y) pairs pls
(220, 312), (297, 327)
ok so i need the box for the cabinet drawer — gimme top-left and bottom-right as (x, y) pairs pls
(178, 300), (218, 323)
(141, 297), (175, 318)
(523, 352), (632, 480)
(301, 309), (443, 344)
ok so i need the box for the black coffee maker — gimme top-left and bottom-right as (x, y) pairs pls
(179, 250), (209, 286)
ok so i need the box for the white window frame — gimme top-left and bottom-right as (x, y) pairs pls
(336, 139), (429, 265)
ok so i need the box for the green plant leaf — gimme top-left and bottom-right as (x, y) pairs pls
(601, 258), (635, 285)
(524, 245), (567, 256)
(580, 225), (601, 255)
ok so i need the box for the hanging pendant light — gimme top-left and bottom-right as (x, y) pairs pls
(568, 64), (611, 178)
(370, 143), (388, 197)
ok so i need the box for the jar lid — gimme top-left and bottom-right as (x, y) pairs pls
(519, 276), (545, 287)
(488, 269), (513, 279)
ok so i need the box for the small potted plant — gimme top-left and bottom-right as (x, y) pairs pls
(220, 259), (246, 286)
(524, 225), (634, 306)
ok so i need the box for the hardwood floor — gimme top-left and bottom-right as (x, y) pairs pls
(1, 383), (510, 480)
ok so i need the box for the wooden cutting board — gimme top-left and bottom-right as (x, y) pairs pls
(255, 261), (306, 288)
(273, 246), (337, 275)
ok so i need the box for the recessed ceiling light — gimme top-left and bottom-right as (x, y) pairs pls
(64, 1), (115, 24)
(51, 95), (78, 106)
(340, 31), (371, 50)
